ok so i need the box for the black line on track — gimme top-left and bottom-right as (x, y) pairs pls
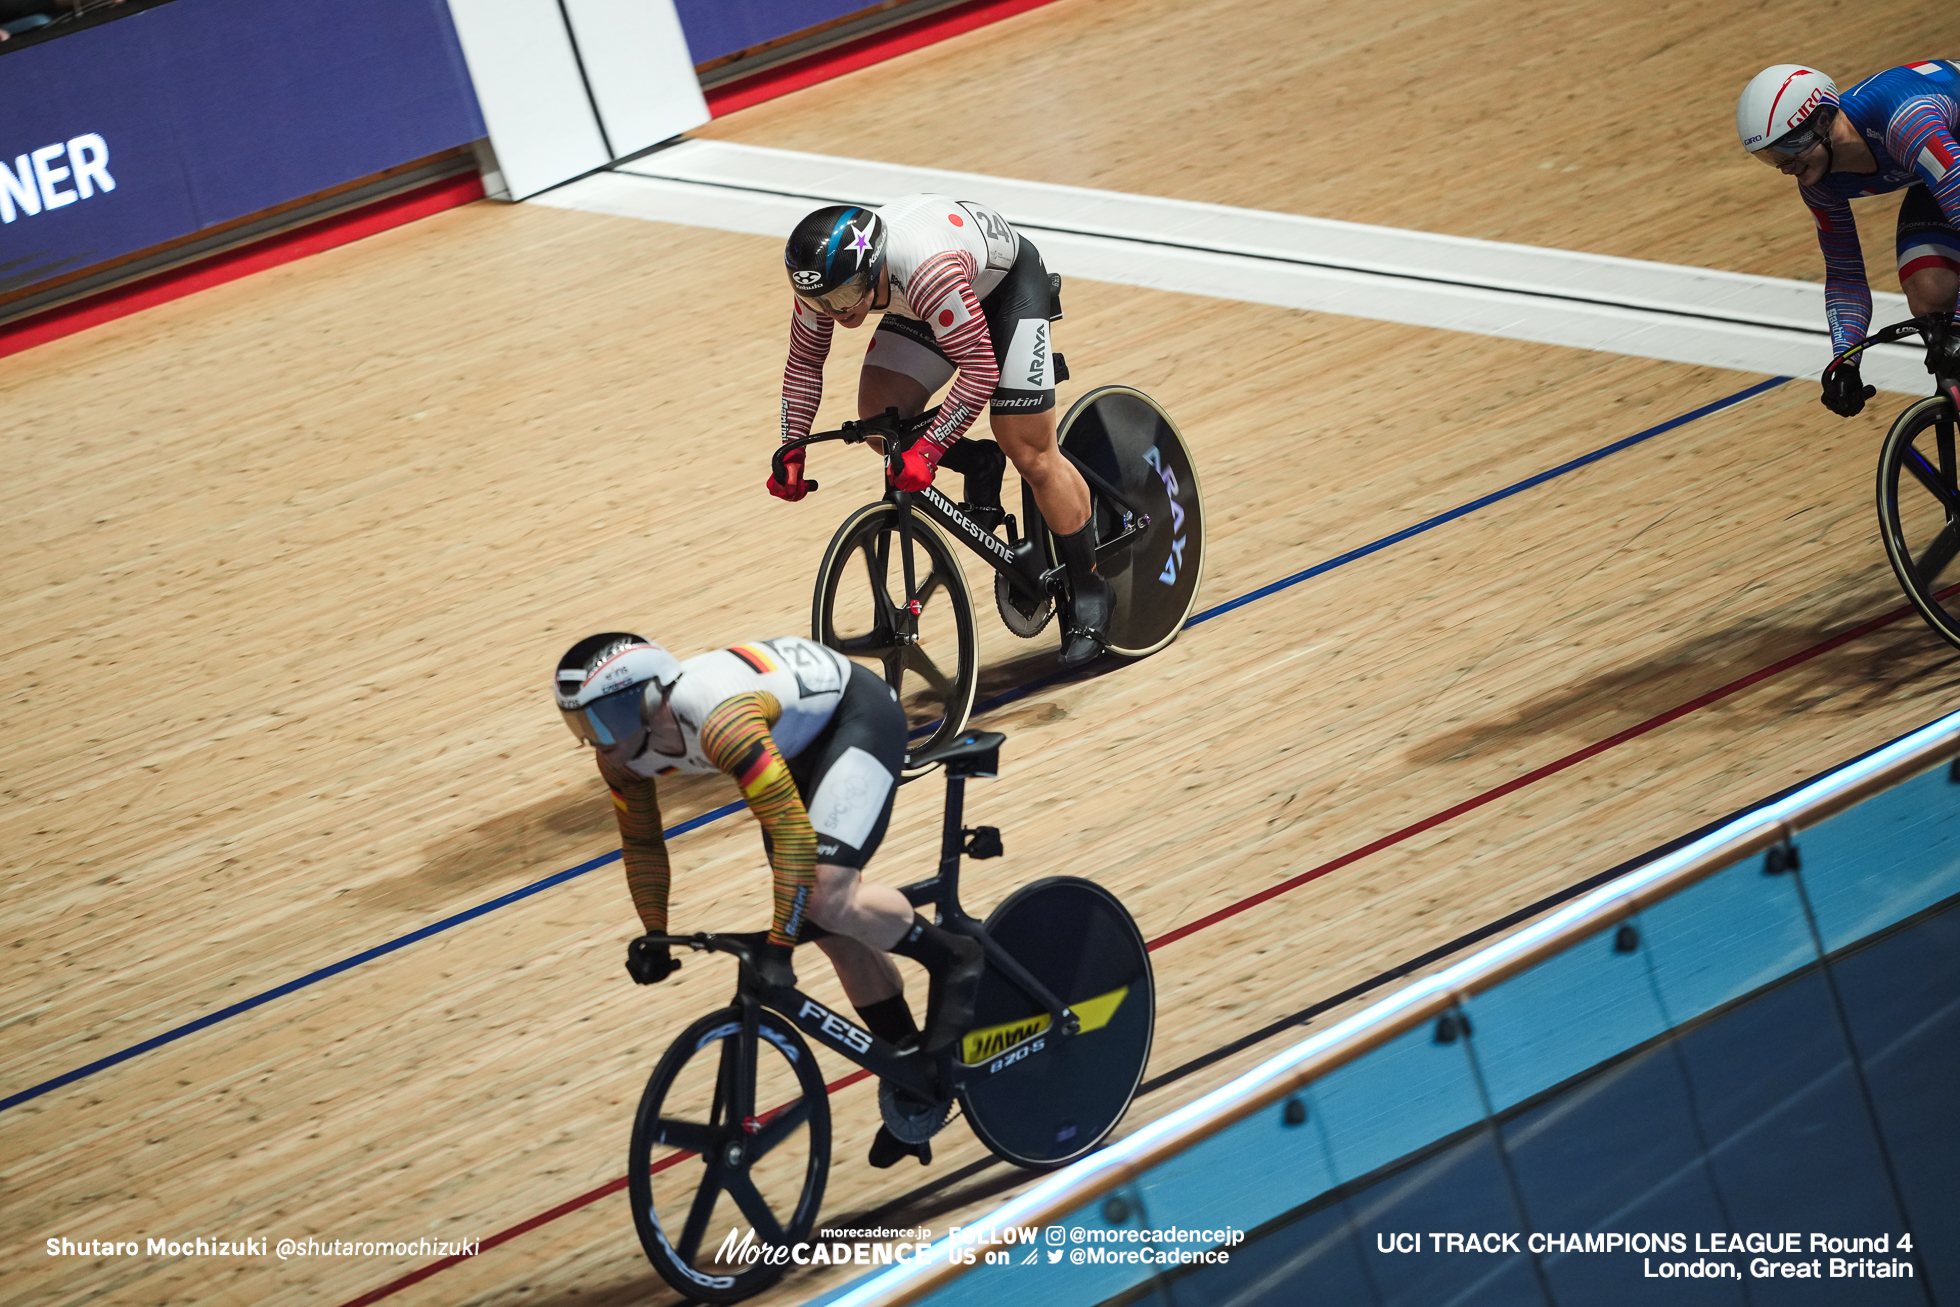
(614, 169), (1835, 339)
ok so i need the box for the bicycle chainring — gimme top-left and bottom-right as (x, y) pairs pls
(994, 572), (1055, 639)
(878, 1079), (952, 1144)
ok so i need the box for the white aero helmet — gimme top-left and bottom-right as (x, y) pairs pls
(1736, 64), (1839, 157)
(553, 632), (682, 748)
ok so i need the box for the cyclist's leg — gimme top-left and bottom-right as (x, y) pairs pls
(860, 316), (944, 426)
(992, 410), (1087, 533)
(795, 666), (980, 1051)
(1896, 184), (1960, 315)
(810, 873), (909, 1002)
(979, 239), (1107, 663)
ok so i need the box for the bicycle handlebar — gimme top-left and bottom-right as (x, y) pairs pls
(1827, 312), (1956, 379)
(771, 407), (941, 494)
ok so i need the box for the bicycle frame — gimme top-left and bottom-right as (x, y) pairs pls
(775, 412), (1155, 606)
(649, 738), (1084, 1114)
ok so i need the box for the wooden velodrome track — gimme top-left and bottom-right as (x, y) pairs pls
(4, 1), (1954, 1304)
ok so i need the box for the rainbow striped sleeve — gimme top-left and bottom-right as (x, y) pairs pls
(700, 692), (815, 946)
(597, 750), (672, 935)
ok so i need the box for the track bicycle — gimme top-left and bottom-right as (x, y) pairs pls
(771, 387), (1206, 764)
(626, 729), (1155, 1302)
(1848, 312), (1960, 646)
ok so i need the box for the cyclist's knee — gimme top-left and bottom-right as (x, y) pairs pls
(808, 862), (861, 929)
(990, 411), (1057, 467)
(859, 366), (930, 421)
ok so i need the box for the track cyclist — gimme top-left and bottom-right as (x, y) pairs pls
(553, 631), (983, 1167)
(768, 195), (1114, 668)
(1737, 60), (1960, 416)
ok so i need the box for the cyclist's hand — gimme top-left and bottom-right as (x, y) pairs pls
(1821, 360), (1875, 417)
(625, 935), (681, 985)
(767, 446), (808, 501)
(888, 442), (942, 493)
(752, 940), (797, 990)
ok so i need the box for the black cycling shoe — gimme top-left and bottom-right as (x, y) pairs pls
(1059, 573), (1113, 669)
(869, 1125), (933, 1169)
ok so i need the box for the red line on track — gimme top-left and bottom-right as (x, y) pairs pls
(705, 0), (1065, 117)
(0, 172), (484, 362)
(334, 599), (1918, 1305)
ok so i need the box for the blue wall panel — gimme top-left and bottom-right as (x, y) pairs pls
(675, 0), (872, 64)
(0, 0), (483, 298)
(1832, 903), (1960, 1304)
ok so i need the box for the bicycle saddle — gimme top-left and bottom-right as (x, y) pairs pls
(907, 729), (1006, 778)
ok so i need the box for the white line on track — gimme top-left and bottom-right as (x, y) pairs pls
(531, 139), (1929, 393)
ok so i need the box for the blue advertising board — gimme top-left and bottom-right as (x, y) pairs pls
(0, 0), (485, 299)
(674, 0), (871, 64)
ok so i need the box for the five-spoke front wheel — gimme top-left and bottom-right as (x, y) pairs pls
(629, 1007), (830, 1302)
(813, 502), (979, 768)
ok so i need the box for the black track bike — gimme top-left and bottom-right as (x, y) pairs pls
(626, 730), (1155, 1302)
(1849, 312), (1960, 645)
(772, 387), (1205, 765)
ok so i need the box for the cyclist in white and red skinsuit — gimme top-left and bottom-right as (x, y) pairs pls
(770, 195), (1112, 668)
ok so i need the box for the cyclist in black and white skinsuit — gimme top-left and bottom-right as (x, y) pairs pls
(771, 195), (1114, 668)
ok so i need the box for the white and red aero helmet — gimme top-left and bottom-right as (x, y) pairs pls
(1736, 64), (1839, 154)
(553, 632), (682, 747)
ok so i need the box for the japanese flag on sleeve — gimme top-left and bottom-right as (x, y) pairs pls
(927, 289), (974, 340)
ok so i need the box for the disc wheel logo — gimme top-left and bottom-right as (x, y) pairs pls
(1141, 444), (1188, 585)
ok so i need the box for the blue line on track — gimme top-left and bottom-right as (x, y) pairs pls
(1186, 375), (1793, 627)
(1, 375), (1790, 1115)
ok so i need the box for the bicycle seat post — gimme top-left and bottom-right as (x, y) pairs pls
(937, 769), (968, 915)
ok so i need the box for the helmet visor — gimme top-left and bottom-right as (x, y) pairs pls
(1756, 108), (1833, 164)
(795, 265), (876, 316)
(559, 685), (646, 747)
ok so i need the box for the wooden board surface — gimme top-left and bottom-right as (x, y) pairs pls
(4, 3), (1957, 1305)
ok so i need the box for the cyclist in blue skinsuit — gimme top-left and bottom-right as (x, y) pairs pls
(1737, 61), (1960, 415)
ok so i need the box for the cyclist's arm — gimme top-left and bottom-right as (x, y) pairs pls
(1886, 94), (1960, 225)
(597, 749), (673, 935)
(1800, 182), (1871, 352)
(909, 250), (996, 448)
(782, 298), (835, 442)
(699, 690), (818, 947)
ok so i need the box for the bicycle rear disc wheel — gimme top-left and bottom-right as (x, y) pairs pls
(1050, 386), (1205, 657)
(813, 502), (980, 770)
(629, 1007), (830, 1303)
(1877, 393), (1960, 648)
(959, 877), (1154, 1168)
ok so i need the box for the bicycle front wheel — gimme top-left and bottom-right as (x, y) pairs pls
(628, 1007), (830, 1303)
(1051, 386), (1206, 657)
(813, 502), (979, 767)
(959, 877), (1154, 1169)
(1877, 392), (1960, 648)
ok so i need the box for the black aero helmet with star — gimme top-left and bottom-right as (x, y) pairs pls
(784, 205), (887, 314)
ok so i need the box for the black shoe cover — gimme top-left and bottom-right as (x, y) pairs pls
(1059, 574), (1113, 669)
(869, 1124), (933, 1169)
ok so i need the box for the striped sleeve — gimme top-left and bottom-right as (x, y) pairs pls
(907, 249), (996, 448)
(1886, 94), (1960, 227)
(698, 691), (817, 947)
(597, 750), (672, 935)
(781, 298), (835, 443)
(1799, 182), (1871, 353)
